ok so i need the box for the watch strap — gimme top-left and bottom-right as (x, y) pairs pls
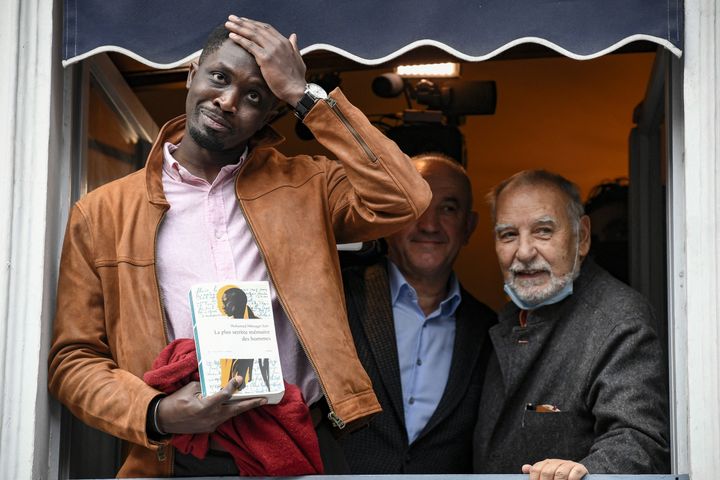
(294, 92), (317, 121)
(294, 84), (327, 121)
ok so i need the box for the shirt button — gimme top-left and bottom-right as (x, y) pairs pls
(215, 231), (223, 239)
(416, 358), (422, 366)
(408, 397), (415, 405)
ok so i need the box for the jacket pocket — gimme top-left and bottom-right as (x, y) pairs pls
(520, 410), (588, 463)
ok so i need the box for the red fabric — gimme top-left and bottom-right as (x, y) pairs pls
(143, 339), (324, 476)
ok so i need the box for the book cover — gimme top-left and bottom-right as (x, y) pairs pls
(189, 281), (284, 404)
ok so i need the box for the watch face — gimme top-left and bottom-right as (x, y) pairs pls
(306, 83), (328, 100)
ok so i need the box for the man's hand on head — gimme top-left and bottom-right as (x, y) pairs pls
(224, 16), (307, 107)
(156, 376), (267, 434)
(522, 459), (588, 480)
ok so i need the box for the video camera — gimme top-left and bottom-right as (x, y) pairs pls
(372, 73), (496, 119)
(371, 73), (497, 165)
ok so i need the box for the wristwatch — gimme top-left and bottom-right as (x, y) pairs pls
(294, 83), (328, 121)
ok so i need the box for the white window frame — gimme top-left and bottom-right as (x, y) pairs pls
(674, 0), (720, 477)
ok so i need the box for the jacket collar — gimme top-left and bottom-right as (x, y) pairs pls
(144, 115), (285, 206)
(350, 260), (407, 425)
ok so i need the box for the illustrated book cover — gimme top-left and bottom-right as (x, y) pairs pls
(189, 281), (284, 404)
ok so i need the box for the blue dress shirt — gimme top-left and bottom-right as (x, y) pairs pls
(387, 261), (461, 444)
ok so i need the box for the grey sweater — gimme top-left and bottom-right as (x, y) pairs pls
(473, 259), (670, 474)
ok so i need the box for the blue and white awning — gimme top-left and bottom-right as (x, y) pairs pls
(62, 0), (683, 68)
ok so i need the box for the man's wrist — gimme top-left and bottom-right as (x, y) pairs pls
(293, 83), (329, 121)
(146, 395), (170, 440)
(285, 85), (306, 108)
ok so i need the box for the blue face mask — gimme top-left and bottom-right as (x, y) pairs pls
(503, 280), (574, 311)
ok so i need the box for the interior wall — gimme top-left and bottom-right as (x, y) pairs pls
(133, 52), (654, 310)
(455, 53), (653, 309)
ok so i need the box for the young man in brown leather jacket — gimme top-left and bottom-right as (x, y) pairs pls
(48, 17), (430, 477)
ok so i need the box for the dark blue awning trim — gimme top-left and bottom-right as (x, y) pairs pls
(62, 0), (683, 68)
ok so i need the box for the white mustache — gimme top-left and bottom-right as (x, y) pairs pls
(509, 259), (552, 275)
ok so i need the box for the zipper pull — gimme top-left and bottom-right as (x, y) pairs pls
(156, 444), (166, 461)
(327, 411), (346, 429)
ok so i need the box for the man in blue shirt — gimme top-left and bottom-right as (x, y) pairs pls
(339, 153), (496, 473)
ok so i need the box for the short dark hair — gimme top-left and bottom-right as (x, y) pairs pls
(198, 24), (230, 64)
(487, 169), (584, 230)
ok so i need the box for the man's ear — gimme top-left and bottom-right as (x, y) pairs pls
(578, 214), (591, 258)
(464, 211), (479, 245)
(186, 61), (199, 90)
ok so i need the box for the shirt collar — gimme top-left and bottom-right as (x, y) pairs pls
(387, 260), (462, 317)
(162, 142), (248, 183)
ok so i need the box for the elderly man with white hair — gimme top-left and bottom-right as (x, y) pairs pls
(473, 170), (670, 480)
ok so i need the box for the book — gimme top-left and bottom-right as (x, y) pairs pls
(189, 281), (285, 404)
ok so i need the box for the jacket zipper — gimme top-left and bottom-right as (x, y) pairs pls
(152, 209), (171, 347)
(325, 98), (378, 164)
(157, 444), (166, 462)
(298, 96), (375, 427)
(152, 208), (173, 469)
(233, 157), (346, 429)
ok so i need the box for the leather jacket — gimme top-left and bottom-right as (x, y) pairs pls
(48, 89), (431, 477)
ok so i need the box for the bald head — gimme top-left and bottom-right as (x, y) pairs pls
(411, 153), (474, 211)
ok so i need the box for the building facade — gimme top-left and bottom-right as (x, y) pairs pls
(0, 0), (717, 478)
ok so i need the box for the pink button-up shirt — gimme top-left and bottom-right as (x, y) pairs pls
(156, 142), (321, 404)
